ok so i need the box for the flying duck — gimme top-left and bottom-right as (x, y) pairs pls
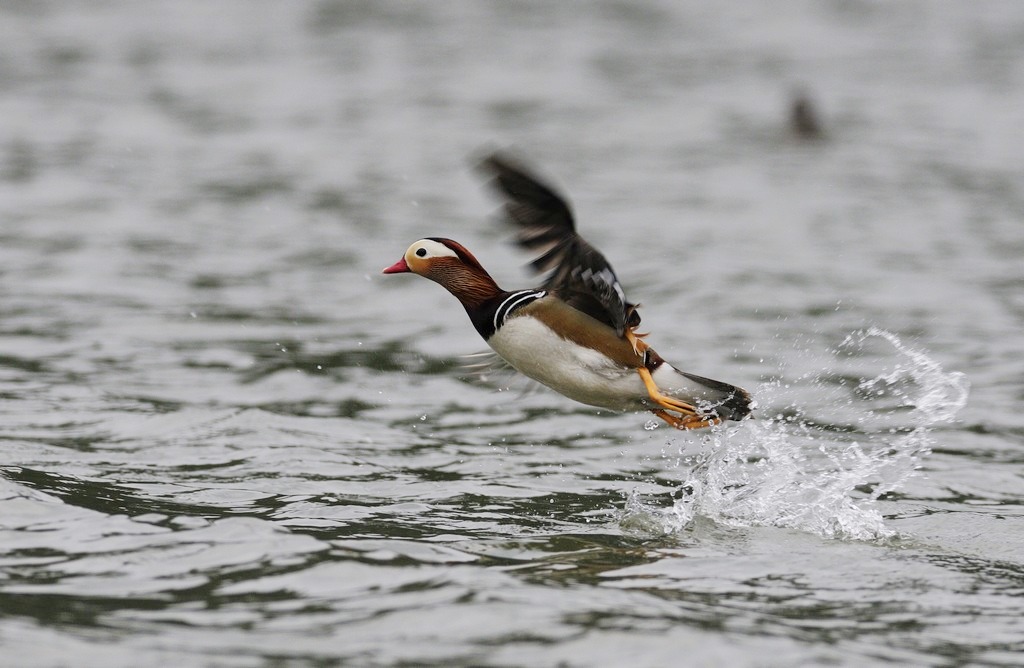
(382, 153), (752, 429)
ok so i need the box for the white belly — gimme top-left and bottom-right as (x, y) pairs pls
(487, 316), (647, 412)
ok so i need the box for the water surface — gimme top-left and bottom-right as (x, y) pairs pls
(1, 1), (1023, 666)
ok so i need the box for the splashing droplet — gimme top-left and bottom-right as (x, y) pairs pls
(622, 329), (969, 541)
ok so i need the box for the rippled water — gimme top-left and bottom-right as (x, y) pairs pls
(2, 1), (1024, 666)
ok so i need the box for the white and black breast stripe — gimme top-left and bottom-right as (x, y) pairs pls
(493, 290), (547, 333)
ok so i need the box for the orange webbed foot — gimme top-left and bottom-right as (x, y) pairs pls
(624, 327), (650, 357)
(650, 409), (721, 430)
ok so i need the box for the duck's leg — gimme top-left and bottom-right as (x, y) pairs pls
(636, 367), (699, 415)
(637, 367), (721, 430)
(650, 409), (721, 430)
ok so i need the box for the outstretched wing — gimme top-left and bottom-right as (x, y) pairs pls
(460, 350), (545, 398)
(476, 152), (639, 336)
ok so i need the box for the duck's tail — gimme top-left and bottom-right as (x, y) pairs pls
(648, 353), (754, 422)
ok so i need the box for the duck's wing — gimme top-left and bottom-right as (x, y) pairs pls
(461, 350), (545, 398)
(476, 152), (638, 336)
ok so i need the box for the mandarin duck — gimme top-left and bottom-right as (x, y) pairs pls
(383, 153), (752, 430)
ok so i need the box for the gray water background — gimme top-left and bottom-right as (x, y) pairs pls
(1, 1), (1023, 666)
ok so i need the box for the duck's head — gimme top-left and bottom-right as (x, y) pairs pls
(382, 238), (464, 276)
(382, 238), (500, 306)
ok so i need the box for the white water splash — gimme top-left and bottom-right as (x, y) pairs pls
(624, 328), (970, 541)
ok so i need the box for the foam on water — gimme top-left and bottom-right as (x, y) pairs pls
(624, 328), (970, 541)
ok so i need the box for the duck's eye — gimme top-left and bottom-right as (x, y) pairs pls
(415, 248), (427, 257)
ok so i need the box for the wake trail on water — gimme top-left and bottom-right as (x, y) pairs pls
(624, 328), (970, 541)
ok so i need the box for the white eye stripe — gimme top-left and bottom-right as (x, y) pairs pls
(408, 239), (458, 260)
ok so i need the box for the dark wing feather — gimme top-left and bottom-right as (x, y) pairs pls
(476, 153), (639, 335)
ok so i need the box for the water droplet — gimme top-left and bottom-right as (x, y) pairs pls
(644, 420), (659, 431)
